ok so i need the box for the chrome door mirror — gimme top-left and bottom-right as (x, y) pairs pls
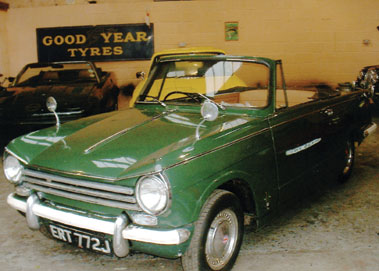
(201, 101), (219, 121)
(46, 96), (57, 112)
(46, 96), (60, 127)
(196, 101), (220, 140)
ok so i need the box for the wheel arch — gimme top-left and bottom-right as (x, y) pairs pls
(218, 178), (256, 215)
(190, 171), (260, 228)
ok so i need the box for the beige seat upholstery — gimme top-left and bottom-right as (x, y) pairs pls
(213, 89), (316, 108)
(277, 89), (316, 107)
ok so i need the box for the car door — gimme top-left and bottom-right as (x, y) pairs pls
(268, 62), (332, 203)
(268, 101), (327, 204)
(311, 92), (369, 178)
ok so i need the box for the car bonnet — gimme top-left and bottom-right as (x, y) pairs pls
(7, 107), (257, 181)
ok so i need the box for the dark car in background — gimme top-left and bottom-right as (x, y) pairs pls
(0, 61), (119, 141)
(0, 73), (9, 92)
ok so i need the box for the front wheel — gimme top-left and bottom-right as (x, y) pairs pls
(182, 190), (244, 271)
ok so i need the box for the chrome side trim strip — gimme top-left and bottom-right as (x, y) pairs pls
(7, 193), (190, 246)
(285, 138), (322, 156)
(32, 110), (84, 117)
(4, 147), (29, 165)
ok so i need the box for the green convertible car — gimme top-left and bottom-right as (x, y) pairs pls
(3, 54), (376, 271)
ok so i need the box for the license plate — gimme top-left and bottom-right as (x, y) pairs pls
(48, 223), (112, 255)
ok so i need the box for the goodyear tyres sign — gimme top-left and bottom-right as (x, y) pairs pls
(37, 24), (154, 62)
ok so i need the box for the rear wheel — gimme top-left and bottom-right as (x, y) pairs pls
(338, 140), (355, 183)
(182, 190), (244, 271)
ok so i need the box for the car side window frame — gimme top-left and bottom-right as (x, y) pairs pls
(275, 60), (289, 111)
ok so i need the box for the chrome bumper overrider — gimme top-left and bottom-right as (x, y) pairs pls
(7, 193), (190, 257)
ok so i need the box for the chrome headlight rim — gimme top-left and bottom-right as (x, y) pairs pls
(3, 152), (24, 184)
(136, 174), (171, 216)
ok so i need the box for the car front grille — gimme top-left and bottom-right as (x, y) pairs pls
(21, 169), (141, 211)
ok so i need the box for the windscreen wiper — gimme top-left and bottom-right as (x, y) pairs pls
(196, 93), (226, 110)
(140, 95), (167, 107)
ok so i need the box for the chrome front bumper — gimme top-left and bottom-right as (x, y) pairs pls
(7, 193), (190, 257)
(364, 122), (377, 138)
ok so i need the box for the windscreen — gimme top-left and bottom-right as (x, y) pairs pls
(15, 62), (98, 86)
(139, 59), (270, 108)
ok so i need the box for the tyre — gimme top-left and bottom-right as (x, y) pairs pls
(181, 189), (244, 271)
(338, 140), (355, 183)
(105, 95), (118, 111)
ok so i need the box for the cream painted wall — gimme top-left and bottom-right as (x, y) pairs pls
(0, 10), (9, 77)
(3, 0), (379, 88)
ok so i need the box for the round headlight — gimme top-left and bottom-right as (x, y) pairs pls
(136, 175), (170, 215)
(3, 155), (23, 184)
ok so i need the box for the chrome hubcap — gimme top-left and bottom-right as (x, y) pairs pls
(205, 209), (238, 270)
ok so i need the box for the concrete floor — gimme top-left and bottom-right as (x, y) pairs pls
(0, 116), (378, 271)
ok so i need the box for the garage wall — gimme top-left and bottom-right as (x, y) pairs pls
(3, 0), (379, 89)
(0, 9), (9, 77)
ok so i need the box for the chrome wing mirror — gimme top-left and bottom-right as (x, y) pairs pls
(46, 96), (60, 127)
(196, 101), (219, 139)
(201, 100), (219, 121)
